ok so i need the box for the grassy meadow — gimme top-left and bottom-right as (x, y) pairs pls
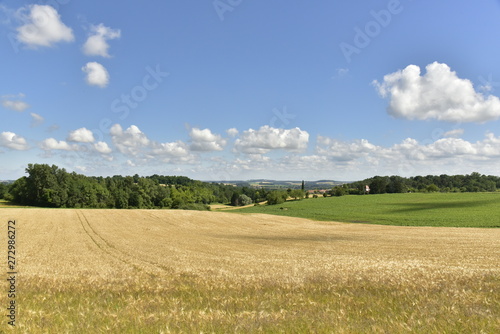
(233, 192), (500, 227)
(0, 208), (499, 332)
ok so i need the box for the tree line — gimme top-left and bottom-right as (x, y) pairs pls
(1, 164), (272, 209)
(2, 165), (499, 208)
(342, 173), (500, 195)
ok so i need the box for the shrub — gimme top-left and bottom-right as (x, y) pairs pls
(426, 184), (439, 193)
(178, 203), (211, 211)
(290, 189), (304, 200)
(333, 186), (346, 197)
(267, 191), (287, 205)
(238, 194), (253, 206)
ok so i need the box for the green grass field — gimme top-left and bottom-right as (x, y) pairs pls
(233, 192), (500, 227)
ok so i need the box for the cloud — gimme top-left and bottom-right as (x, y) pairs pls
(204, 130), (500, 179)
(389, 137), (478, 161)
(40, 138), (76, 151)
(82, 23), (121, 58)
(311, 132), (500, 178)
(16, 5), (74, 48)
(2, 99), (30, 112)
(0, 5), (14, 25)
(152, 141), (188, 156)
(39, 136), (113, 163)
(227, 128), (239, 137)
(28, 122), (500, 179)
(82, 62), (109, 88)
(1, 93), (25, 98)
(110, 124), (150, 156)
(335, 68), (349, 78)
(74, 166), (88, 173)
(373, 62), (500, 123)
(93, 141), (112, 154)
(232, 154), (272, 172)
(152, 141), (191, 159)
(109, 124), (196, 165)
(30, 112), (44, 127)
(0, 132), (29, 150)
(234, 126), (309, 154)
(189, 128), (226, 152)
(46, 124), (60, 133)
(443, 128), (464, 138)
(316, 135), (478, 165)
(316, 136), (382, 162)
(67, 127), (95, 143)
(272, 154), (334, 178)
(426, 138), (477, 157)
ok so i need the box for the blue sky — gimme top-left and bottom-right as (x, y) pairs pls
(1, 0), (500, 181)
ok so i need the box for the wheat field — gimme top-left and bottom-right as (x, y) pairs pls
(1, 208), (499, 333)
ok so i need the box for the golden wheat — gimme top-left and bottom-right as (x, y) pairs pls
(1, 208), (499, 332)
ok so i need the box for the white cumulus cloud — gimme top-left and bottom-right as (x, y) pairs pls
(110, 124), (196, 164)
(67, 127), (95, 143)
(373, 62), (500, 123)
(152, 141), (189, 156)
(312, 132), (500, 177)
(317, 136), (383, 162)
(40, 138), (75, 151)
(152, 141), (192, 161)
(16, 5), (74, 48)
(82, 23), (121, 58)
(0, 132), (29, 150)
(93, 141), (112, 154)
(189, 128), (226, 152)
(234, 126), (309, 154)
(110, 124), (150, 156)
(226, 128), (239, 137)
(82, 62), (109, 88)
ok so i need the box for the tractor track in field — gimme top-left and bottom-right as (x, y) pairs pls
(75, 210), (168, 274)
(76, 210), (134, 267)
(75, 210), (180, 275)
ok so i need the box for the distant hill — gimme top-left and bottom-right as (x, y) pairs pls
(211, 180), (350, 190)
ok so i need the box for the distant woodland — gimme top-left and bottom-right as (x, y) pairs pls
(0, 164), (272, 209)
(1, 164), (500, 209)
(349, 173), (500, 194)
